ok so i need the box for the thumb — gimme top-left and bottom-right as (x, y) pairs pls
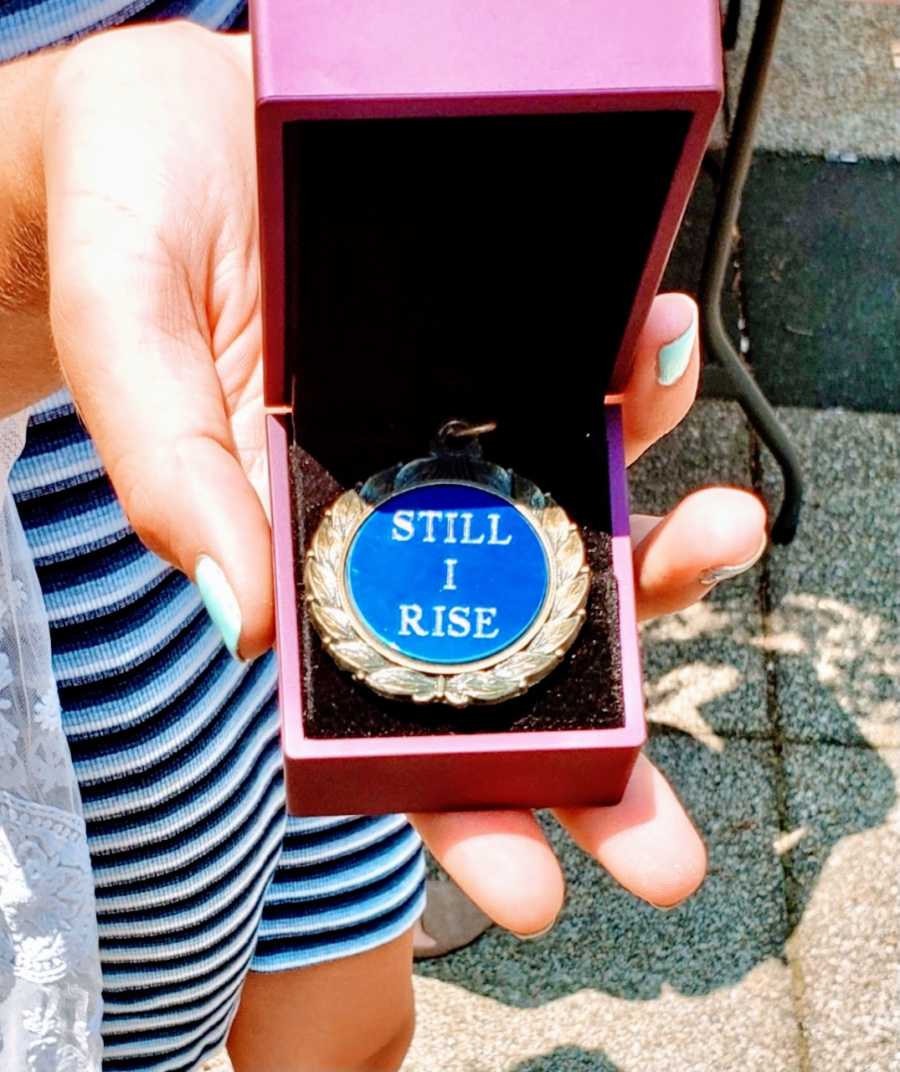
(46, 251), (272, 661)
(41, 39), (272, 660)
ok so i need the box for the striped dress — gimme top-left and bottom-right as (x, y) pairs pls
(1, 4), (426, 1070)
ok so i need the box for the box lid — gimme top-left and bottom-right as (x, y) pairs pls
(252, 0), (722, 412)
(252, 0), (721, 104)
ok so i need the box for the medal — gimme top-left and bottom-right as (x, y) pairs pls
(304, 421), (589, 707)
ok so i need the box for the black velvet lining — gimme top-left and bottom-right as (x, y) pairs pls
(291, 443), (625, 738)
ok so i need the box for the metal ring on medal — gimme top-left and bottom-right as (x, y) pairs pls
(304, 480), (590, 707)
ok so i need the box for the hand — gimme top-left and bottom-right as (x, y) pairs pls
(41, 24), (766, 931)
(410, 294), (767, 933)
(42, 23), (273, 657)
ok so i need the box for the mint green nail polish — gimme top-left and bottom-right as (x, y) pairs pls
(195, 555), (243, 660)
(657, 308), (697, 386)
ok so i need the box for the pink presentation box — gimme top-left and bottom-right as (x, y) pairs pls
(251, 0), (722, 815)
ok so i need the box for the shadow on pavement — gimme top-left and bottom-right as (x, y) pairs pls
(509, 1047), (620, 1071)
(416, 599), (896, 1006)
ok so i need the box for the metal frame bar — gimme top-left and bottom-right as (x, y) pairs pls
(700, 0), (803, 544)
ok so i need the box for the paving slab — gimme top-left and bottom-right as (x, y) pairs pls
(408, 961), (801, 1072)
(628, 401), (755, 517)
(411, 734), (801, 1070)
(660, 158), (718, 300)
(761, 408), (900, 747)
(661, 161), (743, 348)
(782, 744), (900, 1072)
(629, 400), (770, 739)
(728, 0), (900, 160)
(740, 154), (900, 411)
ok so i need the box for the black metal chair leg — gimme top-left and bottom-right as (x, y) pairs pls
(700, 0), (803, 544)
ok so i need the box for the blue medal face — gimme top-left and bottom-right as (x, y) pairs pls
(344, 483), (551, 666)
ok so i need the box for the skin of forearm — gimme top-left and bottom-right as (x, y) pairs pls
(0, 48), (65, 417)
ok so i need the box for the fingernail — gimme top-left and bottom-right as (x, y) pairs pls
(699, 533), (768, 587)
(657, 301), (698, 386)
(649, 901), (684, 912)
(510, 920), (556, 942)
(195, 555), (244, 660)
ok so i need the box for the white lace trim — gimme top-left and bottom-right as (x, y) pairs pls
(0, 411), (103, 1070)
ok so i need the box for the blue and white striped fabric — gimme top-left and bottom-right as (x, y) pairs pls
(3, 0), (428, 1053)
(0, 0), (247, 61)
(10, 390), (425, 1071)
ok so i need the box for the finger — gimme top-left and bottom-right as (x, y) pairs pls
(50, 276), (273, 660)
(409, 810), (566, 937)
(42, 30), (271, 660)
(44, 207), (272, 663)
(554, 754), (706, 909)
(621, 292), (699, 466)
(632, 487), (767, 621)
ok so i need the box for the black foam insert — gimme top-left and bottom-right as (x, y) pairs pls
(291, 441), (624, 737)
(282, 109), (689, 737)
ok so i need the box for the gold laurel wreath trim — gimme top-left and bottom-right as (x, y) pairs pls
(305, 489), (589, 707)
